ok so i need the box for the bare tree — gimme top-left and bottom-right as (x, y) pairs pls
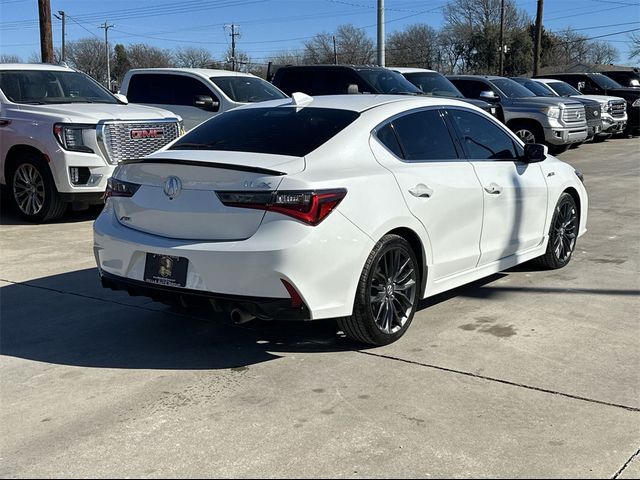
(0, 54), (22, 63)
(268, 50), (304, 66)
(550, 28), (590, 67)
(628, 32), (640, 61)
(174, 47), (217, 68)
(587, 41), (619, 65)
(127, 43), (173, 69)
(222, 46), (252, 72)
(386, 24), (439, 69)
(65, 38), (109, 83)
(304, 24), (374, 64)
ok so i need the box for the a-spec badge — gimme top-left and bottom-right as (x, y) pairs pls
(130, 128), (164, 139)
(163, 176), (182, 200)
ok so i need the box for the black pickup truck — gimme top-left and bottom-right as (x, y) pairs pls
(536, 73), (639, 135)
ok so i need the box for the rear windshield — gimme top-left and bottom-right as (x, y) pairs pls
(169, 106), (359, 157)
(209, 76), (287, 103)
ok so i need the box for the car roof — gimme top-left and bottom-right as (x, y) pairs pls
(447, 75), (505, 81)
(276, 65), (389, 72)
(127, 68), (256, 79)
(534, 78), (563, 84)
(0, 63), (74, 72)
(391, 67), (437, 74)
(236, 94), (475, 113)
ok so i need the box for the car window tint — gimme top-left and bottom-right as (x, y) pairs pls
(127, 74), (217, 106)
(170, 107), (359, 157)
(448, 109), (519, 160)
(209, 76), (286, 102)
(448, 79), (487, 99)
(391, 110), (458, 161)
(376, 123), (403, 157)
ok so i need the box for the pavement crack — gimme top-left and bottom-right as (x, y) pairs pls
(612, 447), (640, 479)
(357, 350), (640, 413)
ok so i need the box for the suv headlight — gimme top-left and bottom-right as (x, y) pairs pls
(541, 106), (561, 119)
(53, 123), (96, 153)
(632, 99), (640, 108)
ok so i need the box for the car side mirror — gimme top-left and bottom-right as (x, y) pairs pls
(347, 84), (360, 94)
(479, 90), (500, 102)
(523, 143), (547, 162)
(194, 95), (219, 111)
(113, 93), (128, 104)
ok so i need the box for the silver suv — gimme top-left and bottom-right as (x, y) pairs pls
(448, 75), (588, 152)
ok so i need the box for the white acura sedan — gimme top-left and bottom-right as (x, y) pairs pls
(94, 94), (587, 346)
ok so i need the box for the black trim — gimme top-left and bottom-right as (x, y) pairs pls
(121, 158), (287, 176)
(100, 271), (310, 321)
(59, 192), (105, 204)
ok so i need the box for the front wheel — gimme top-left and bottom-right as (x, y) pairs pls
(338, 234), (419, 346)
(9, 154), (66, 223)
(534, 193), (578, 269)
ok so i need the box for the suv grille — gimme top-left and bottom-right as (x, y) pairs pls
(609, 100), (626, 118)
(100, 120), (180, 164)
(562, 105), (586, 125)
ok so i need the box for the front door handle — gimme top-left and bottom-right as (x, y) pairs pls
(408, 184), (433, 198)
(484, 183), (502, 195)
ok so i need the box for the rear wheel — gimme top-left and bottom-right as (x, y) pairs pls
(535, 193), (578, 269)
(9, 153), (66, 223)
(338, 234), (419, 346)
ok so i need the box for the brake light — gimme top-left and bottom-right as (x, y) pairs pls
(216, 189), (346, 225)
(104, 177), (141, 200)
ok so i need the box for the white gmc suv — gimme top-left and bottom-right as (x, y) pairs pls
(0, 64), (183, 222)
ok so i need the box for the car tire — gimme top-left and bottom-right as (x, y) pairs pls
(511, 121), (543, 145)
(8, 153), (66, 223)
(534, 193), (578, 269)
(338, 234), (419, 346)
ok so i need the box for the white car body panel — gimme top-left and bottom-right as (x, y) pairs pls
(94, 95), (588, 320)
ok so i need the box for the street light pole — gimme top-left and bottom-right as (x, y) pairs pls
(99, 21), (114, 89)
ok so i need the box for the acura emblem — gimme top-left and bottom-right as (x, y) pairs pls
(163, 176), (182, 199)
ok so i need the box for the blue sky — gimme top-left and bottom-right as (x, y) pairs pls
(1, 0), (639, 65)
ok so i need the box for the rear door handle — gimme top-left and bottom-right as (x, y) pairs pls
(484, 183), (502, 195)
(408, 184), (433, 198)
(0, 119), (11, 127)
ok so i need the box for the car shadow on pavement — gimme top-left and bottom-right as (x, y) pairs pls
(0, 188), (103, 226)
(1, 268), (512, 371)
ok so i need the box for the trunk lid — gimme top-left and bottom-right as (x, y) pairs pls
(112, 151), (305, 240)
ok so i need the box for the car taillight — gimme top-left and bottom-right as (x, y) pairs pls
(216, 189), (347, 226)
(104, 177), (141, 200)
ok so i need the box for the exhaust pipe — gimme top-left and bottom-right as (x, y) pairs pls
(230, 308), (256, 324)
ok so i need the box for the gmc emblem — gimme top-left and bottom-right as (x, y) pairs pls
(130, 128), (164, 139)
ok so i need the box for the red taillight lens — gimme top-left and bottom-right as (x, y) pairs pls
(104, 177), (141, 200)
(216, 189), (346, 226)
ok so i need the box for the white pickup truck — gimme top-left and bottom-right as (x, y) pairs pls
(0, 63), (183, 222)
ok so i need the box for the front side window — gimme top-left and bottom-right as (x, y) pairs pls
(127, 74), (216, 106)
(0, 70), (117, 104)
(356, 69), (422, 95)
(548, 81), (581, 97)
(391, 109), (459, 161)
(449, 79), (491, 99)
(591, 73), (623, 89)
(448, 108), (519, 160)
(210, 76), (286, 103)
(169, 106), (359, 157)
(491, 78), (536, 98)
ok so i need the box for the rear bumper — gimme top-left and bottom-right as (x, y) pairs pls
(93, 201), (374, 320)
(100, 271), (310, 320)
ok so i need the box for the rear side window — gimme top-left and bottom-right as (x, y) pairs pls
(391, 110), (458, 161)
(376, 124), (403, 157)
(169, 107), (359, 157)
(447, 109), (519, 160)
(127, 73), (217, 106)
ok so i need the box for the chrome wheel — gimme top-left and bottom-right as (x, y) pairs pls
(369, 247), (417, 334)
(13, 163), (45, 216)
(516, 129), (536, 144)
(553, 200), (577, 262)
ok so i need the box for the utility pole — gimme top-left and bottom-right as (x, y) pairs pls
(377, 0), (385, 67)
(533, 0), (544, 76)
(37, 0), (54, 63)
(498, 0), (505, 76)
(333, 35), (338, 65)
(99, 21), (114, 89)
(53, 10), (65, 62)
(226, 24), (240, 71)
